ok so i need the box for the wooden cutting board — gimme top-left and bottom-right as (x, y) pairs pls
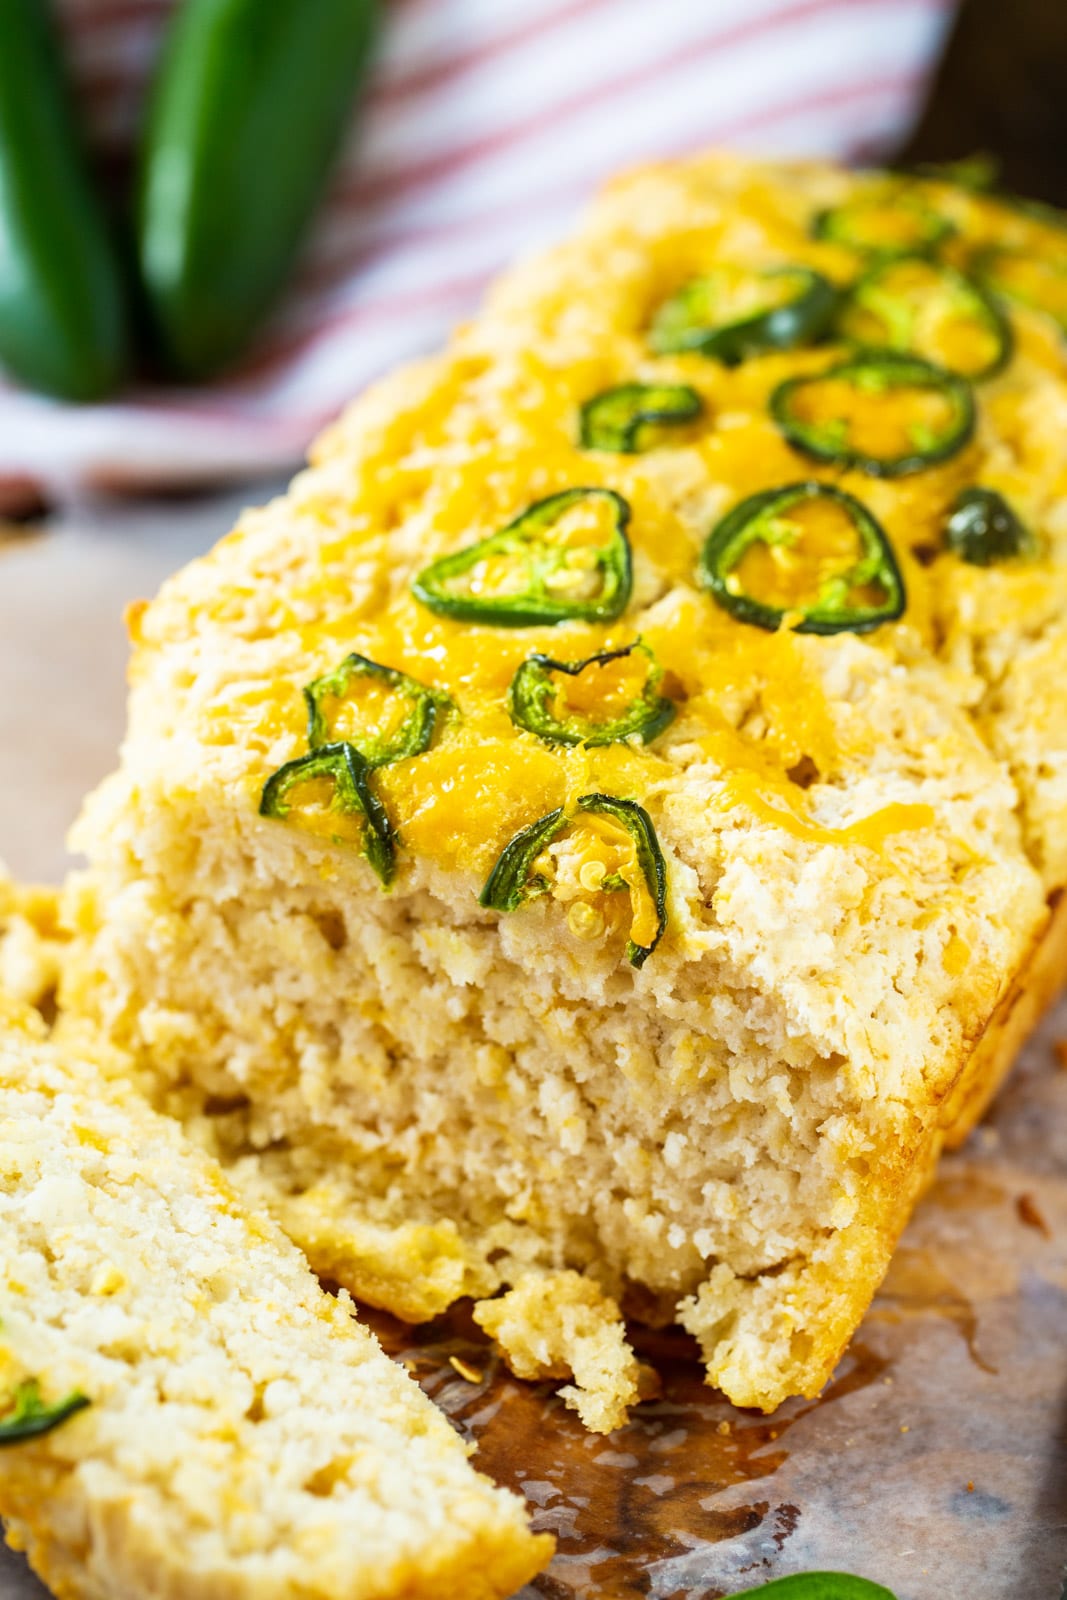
(1, 499), (1064, 1600)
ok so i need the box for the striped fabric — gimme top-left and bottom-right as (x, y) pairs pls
(1, 0), (958, 498)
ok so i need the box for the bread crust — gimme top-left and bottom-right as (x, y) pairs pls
(940, 889), (1067, 1146)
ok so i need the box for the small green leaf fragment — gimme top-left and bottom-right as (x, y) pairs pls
(0, 1379), (90, 1446)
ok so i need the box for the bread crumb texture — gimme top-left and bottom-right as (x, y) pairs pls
(63, 152), (1067, 1425)
(0, 872), (65, 1014)
(473, 1272), (639, 1433)
(0, 996), (550, 1600)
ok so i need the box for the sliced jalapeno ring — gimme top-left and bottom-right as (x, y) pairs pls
(699, 481), (905, 636)
(579, 382), (702, 453)
(0, 1380), (90, 1447)
(944, 487), (1034, 566)
(771, 353), (975, 477)
(508, 640), (675, 748)
(837, 255), (1011, 380)
(971, 243), (1067, 336)
(812, 189), (955, 258)
(305, 652), (452, 767)
(260, 742), (394, 884)
(649, 264), (837, 364)
(412, 488), (633, 627)
(576, 794), (667, 966)
(479, 794), (668, 968)
(478, 807), (567, 912)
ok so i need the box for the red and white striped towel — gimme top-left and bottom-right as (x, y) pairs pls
(2, 0), (957, 501)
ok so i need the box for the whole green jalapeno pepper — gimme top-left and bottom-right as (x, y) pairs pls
(0, 0), (130, 400)
(136, 0), (380, 379)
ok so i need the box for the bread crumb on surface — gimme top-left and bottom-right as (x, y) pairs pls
(474, 1272), (640, 1433)
(1015, 1192), (1051, 1237)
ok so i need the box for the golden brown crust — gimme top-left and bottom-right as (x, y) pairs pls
(940, 889), (1067, 1146)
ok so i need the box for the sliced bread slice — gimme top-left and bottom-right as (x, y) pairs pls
(0, 997), (550, 1600)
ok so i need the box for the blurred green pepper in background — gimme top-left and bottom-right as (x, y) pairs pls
(136, 0), (380, 382)
(0, 0), (130, 401)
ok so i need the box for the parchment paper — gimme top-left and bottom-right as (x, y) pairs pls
(0, 499), (1063, 1600)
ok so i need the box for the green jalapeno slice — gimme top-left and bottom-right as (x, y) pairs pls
(812, 188), (955, 258)
(649, 265), (837, 364)
(972, 243), (1067, 335)
(579, 382), (703, 453)
(944, 487), (1034, 566)
(478, 807), (567, 912)
(411, 488), (633, 627)
(837, 255), (1010, 380)
(305, 653), (452, 767)
(260, 742), (394, 884)
(508, 640), (675, 747)
(0, 1380), (90, 1446)
(479, 793), (668, 968)
(699, 482), (905, 635)
(771, 353), (975, 477)
(744, 1575), (897, 1599)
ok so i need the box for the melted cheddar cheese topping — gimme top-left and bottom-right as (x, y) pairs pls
(155, 156), (1067, 896)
